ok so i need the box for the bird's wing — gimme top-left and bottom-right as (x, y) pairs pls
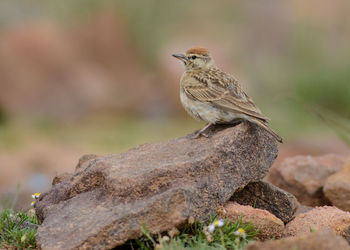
(183, 69), (269, 121)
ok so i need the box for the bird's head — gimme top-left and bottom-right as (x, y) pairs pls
(172, 47), (215, 71)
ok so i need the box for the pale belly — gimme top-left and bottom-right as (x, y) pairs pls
(180, 88), (242, 124)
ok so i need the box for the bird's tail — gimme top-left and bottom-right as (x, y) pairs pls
(252, 119), (283, 143)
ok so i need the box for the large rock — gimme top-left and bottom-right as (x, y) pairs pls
(246, 228), (350, 250)
(35, 123), (278, 249)
(231, 181), (298, 224)
(268, 154), (345, 206)
(224, 202), (284, 240)
(284, 206), (350, 239)
(324, 159), (350, 212)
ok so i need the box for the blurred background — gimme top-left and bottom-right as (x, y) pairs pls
(0, 0), (349, 209)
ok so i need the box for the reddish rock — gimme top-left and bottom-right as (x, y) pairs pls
(284, 206), (350, 239)
(246, 228), (350, 250)
(268, 154), (346, 206)
(324, 159), (350, 212)
(224, 202), (284, 240)
(35, 123), (278, 249)
(294, 203), (313, 216)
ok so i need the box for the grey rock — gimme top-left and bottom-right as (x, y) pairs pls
(231, 181), (298, 224)
(35, 123), (278, 249)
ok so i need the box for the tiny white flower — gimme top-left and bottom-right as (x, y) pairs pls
(217, 219), (224, 227)
(30, 201), (35, 206)
(234, 228), (246, 238)
(213, 219), (225, 227)
(32, 193), (41, 199)
(208, 224), (215, 233)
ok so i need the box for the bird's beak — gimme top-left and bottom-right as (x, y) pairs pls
(172, 53), (188, 63)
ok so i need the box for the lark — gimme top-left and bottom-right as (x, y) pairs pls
(173, 47), (283, 143)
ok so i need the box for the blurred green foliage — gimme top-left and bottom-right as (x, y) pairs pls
(0, 106), (7, 126)
(0, 0), (349, 143)
(294, 64), (350, 118)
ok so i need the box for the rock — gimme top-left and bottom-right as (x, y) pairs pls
(294, 203), (313, 216)
(35, 123), (278, 249)
(284, 206), (350, 239)
(52, 172), (72, 186)
(224, 202), (284, 240)
(231, 181), (298, 224)
(324, 159), (350, 212)
(268, 154), (346, 206)
(246, 228), (350, 250)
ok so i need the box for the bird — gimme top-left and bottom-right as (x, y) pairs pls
(172, 47), (283, 143)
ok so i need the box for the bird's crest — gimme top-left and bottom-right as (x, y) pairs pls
(186, 47), (210, 56)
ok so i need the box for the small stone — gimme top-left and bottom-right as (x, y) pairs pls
(168, 227), (179, 238)
(231, 181), (298, 224)
(268, 154), (345, 206)
(188, 216), (195, 225)
(224, 202), (284, 240)
(284, 206), (350, 239)
(324, 159), (350, 212)
(246, 228), (350, 250)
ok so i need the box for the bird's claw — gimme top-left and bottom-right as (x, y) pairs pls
(188, 130), (210, 139)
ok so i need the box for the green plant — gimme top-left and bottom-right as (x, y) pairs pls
(0, 209), (39, 249)
(125, 215), (258, 250)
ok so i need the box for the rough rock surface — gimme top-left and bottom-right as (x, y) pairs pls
(231, 181), (298, 224)
(224, 202), (284, 240)
(52, 172), (72, 186)
(294, 203), (313, 216)
(35, 123), (278, 249)
(324, 160), (350, 212)
(246, 229), (350, 250)
(268, 154), (345, 206)
(284, 206), (350, 239)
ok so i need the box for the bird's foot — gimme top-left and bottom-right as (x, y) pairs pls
(189, 131), (210, 139)
(188, 123), (213, 139)
(188, 121), (243, 139)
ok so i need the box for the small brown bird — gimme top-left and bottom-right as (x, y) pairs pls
(173, 47), (283, 143)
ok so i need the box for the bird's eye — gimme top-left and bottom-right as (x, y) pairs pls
(191, 55), (197, 59)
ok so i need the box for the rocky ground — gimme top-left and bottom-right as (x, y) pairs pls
(32, 123), (350, 249)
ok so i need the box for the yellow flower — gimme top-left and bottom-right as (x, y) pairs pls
(30, 201), (35, 206)
(234, 228), (246, 238)
(213, 219), (224, 227)
(32, 193), (41, 199)
(208, 219), (224, 233)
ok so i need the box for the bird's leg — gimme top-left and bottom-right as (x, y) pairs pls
(190, 123), (214, 139)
